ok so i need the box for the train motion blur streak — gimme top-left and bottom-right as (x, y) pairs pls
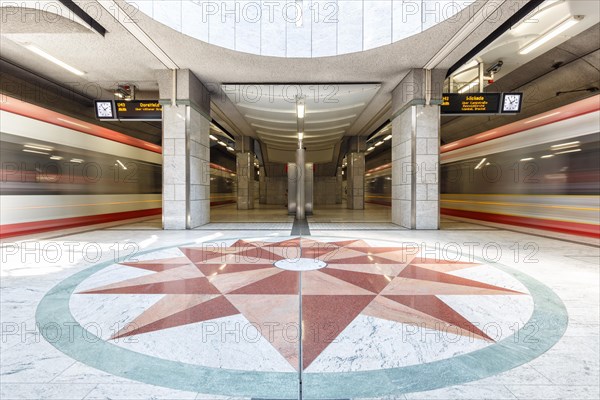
(365, 96), (600, 238)
(0, 97), (237, 238)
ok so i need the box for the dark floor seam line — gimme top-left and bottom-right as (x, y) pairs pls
(291, 219), (311, 236)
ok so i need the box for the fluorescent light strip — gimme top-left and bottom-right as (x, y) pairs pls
(116, 160), (128, 170)
(209, 135), (218, 141)
(474, 158), (487, 169)
(458, 80), (478, 94)
(512, 0), (563, 34)
(298, 132), (304, 140)
(384, 135), (392, 141)
(519, 16), (582, 55)
(551, 141), (580, 149)
(520, 158), (535, 161)
(524, 112), (561, 124)
(367, 146), (375, 151)
(424, 3), (497, 69)
(541, 155), (554, 159)
(50, 156), (63, 160)
(297, 103), (305, 119)
(23, 44), (85, 76)
(555, 149), (581, 155)
(456, 59), (479, 74)
(23, 149), (49, 155)
(24, 144), (53, 152)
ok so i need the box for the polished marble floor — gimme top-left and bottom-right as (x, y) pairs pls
(1, 216), (598, 399)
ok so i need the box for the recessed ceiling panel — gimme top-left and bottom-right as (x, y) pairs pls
(223, 84), (380, 163)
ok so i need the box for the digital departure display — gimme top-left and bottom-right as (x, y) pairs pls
(441, 93), (501, 115)
(115, 101), (162, 120)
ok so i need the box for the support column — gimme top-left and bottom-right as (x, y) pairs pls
(296, 148), (306, 220)
(236, 152), (254, 210)
(259, 166), (266, 204)
(391, 69), (445, 229)
(157, 69), (211, 230)
(346, 152), (365, 210)
(336, 166), (343, 204)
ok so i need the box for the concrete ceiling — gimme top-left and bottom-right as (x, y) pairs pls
(441, 23), (600, 143)
(1, 0), (577, 165)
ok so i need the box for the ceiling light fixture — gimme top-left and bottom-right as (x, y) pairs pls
(541, 155), (554, 159)
(520, 158), (535, 161)
(298, 132), (304, 141)
(218, 141), (227, 147)
(22, 44), (85, 76)
(374, 141), (384, 147)
(24, 144), (53, 152)
(458, 80), (478, 94)
(474, 158), (487, 170)
(551, 141), (580, 150)
(519, 16), (583, 55)
(50, 156), (63, 160)
(23, 149), (49, 155)
(512, 0), (564, 33)
(209, 135), (218, 141)
(457, 59), (479, 73)
(555, 148), (581, 155)
(367, 146), (375, 151)
(297, 102), (306, 119)
(384, 135), (392, 141)
(116, 160), (128, 170)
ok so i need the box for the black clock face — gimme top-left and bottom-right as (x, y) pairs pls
(503, 94), (522, 112)
(96, 101), (114, 118)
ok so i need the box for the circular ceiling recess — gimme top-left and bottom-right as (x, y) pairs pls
(128, 0), (476, 58)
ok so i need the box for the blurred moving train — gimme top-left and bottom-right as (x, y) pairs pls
(365, 95), (600, 238)
(0, 96), (236, 238)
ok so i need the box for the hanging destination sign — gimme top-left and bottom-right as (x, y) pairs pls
(441, 93), (501, 114)
(441, 93), (523, 115)
(94, 100), (163, 121)
(115, 100), (162, 120)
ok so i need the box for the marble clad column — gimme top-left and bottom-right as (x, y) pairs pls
(258, 166), (266, 204)
(391, 69), (445, 229)
(236, 152), (255, 210)
(157, 69), (211, 229)
(336, 166), (343, 204)
(346, 152), (365, 210)
(346, 136), (366, 210)
(296, 148), (306, 220)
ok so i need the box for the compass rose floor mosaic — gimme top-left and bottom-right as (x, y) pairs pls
(1, 226), (599, 399)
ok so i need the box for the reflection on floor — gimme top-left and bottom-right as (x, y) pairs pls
(211, 203), (293, 223)
(308, 203), (392, 223)
(210, 202), (393, 224)
(1, 213), (599, 399)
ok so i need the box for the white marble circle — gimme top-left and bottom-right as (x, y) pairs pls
(274, 258), (327, 271)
